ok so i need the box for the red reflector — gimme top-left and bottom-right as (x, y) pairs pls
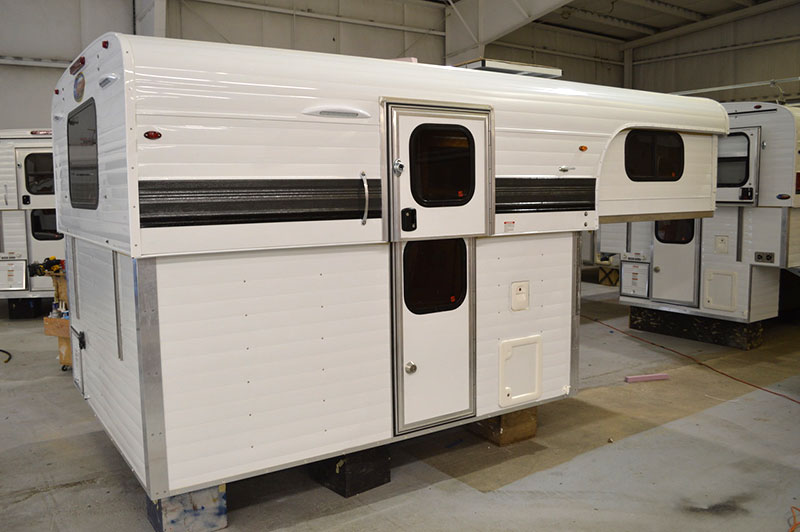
(30, 130), (51, 136)
(69, 56), (85, 75)
(450, 295), (456, 303)
(457, 190), (464, 197)
(754, 104), (762, 109)
(54, 89), (59, 95)
(144, 131), (162, 140)
(102, 40), (109, 49)
(796, 172), (800, 194)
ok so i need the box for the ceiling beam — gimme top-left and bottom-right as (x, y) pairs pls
(622, 0), (800, 50)
(561, 6), (658, 35)
(620, 0), (705, 21)
(729, 0), (754, 6)
(530, 22), (626, 43)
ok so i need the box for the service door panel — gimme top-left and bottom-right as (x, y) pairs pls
(389, 104), (488, 434)
(651, 219), (700, 306)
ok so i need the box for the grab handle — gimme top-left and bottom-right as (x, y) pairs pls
(360, 171), (369, 225)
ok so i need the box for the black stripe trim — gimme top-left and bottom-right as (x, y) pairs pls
(495, 177), (595, 213)
(139, 179), (382, 228)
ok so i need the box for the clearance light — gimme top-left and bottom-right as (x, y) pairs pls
(102, 40), (109, 49)
(144, 131), (162, 140)
(754, 104), (762, 109)
(70, 56), (85, 75)
(54, 89), (59, 95)
(30, 130), (51, 136)
(796, 172), (800, 194)
(579, 145), (588, 152)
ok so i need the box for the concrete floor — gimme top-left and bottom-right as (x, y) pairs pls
(1, 283), (798, 531)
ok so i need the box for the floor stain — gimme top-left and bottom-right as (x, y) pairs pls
(681, 495), (751, 516)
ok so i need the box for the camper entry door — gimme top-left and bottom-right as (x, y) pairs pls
(650, 218), (700, 306)
(388, 104), (489, 434)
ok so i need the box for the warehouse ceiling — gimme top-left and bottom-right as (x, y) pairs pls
(435, 0), (790, 49)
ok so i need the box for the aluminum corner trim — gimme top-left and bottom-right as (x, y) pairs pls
(570, 231), (581, 396)
(134, 257), (169, 500)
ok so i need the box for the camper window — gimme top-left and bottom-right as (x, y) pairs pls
(717, 132), (750, 188)
(655, 219), (694, 245)
(31, 209), (63, 241)
(410, 124), (475, 207)
(24, 153), (54, 195)
(625, 130), (684, 182)
(403, 238), (467, 315)
(67, 99), (99, 209)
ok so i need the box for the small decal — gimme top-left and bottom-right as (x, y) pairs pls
(503, 220), (515, 233)
(776, 194), (791, 200)
(73, 73), (85, 102)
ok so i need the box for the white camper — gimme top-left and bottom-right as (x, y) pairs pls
(617, 102), (800, 322)
(0, 129), (64, 303)
(51, 33), (727, 501)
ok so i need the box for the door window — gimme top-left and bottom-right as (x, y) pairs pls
(24, 153), (54, 195)
(625, 130), (684, 182)
(403, 238), (467, 314)
(655, 219), (694, 244)
(67, 99), (99, 209)
(410, 124), (474, 206)
(717, 132), (750, 188)
(31, 209), (63, 241)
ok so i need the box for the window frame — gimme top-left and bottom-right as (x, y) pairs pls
(409, 123), (476, 208)
(716, 132), (750, 188)
(403, 238), (468, 315)
(655, 219), (695, 245)
(30, 209), (64, 241)
(624, 129), (685, 182)
(23, 153), (55, 196)
(67, 98), (100, 210)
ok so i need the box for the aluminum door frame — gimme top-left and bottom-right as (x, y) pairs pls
(14, 147), (55, 210)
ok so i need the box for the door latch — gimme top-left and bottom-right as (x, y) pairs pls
(401, 208), (417, 232)
(739, 187), (753, 201)
(393, 159), (405, 177)
(22, 195), (30, 205)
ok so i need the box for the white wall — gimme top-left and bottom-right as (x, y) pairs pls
(0, 0), (133, 128)
(632, 4), (800, 102)
(165, 0), (445, 64)
(485, 24), (623, 86)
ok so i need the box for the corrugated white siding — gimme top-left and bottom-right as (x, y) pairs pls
(0, 141), (19, 210)
(72, 238), (144, 482)
(475, 233), (573, 416)
(52, 38), (132, 253)
(788, 208), (800, 268)
(749, 267), (780, 322)
(156, 244), (393, 491)
(1, 211), (28, 258)
(598, 223), (627, 255)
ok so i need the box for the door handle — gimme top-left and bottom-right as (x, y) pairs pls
(405, 361), (417, 374)
(401, 208), (417, 232)
(22, 195), (30, 205)
(653, 266), (661, 273)
(360, 171), (368, 226)
(393, 159), (405, 177)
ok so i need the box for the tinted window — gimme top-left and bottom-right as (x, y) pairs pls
(67, 99), (99, 209)
(655, 219), (694, 245)
(717, 132), (749, 188)
(24, 153), (54, 195)
(410, 124), (474, 207)
(403, 238), (467, 315)
(31, 209), (63, 241)
(625, 130), (684, 182)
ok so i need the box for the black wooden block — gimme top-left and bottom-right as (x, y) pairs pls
(309, 447), (391, 498)
(629, 306), (763, 350)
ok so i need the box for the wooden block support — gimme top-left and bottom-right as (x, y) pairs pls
(629, 306), (764, 350)
(308, 447), (390, 498)
(468, 407), (538, 446)
(44, 317), (72, 369)
(146, 484), (227, 532)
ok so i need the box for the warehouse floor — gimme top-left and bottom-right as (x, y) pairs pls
(1, 283), (798, 532)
